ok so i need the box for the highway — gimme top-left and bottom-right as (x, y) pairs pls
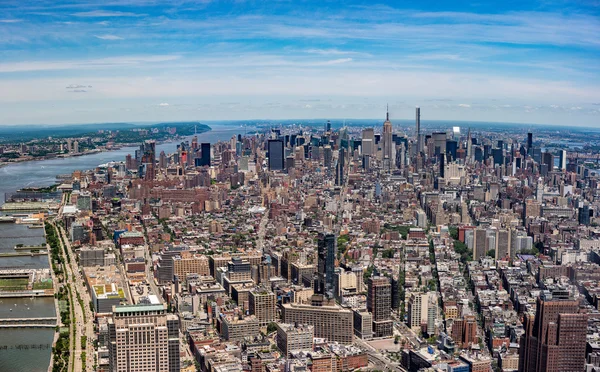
(54, 204), (96, 371)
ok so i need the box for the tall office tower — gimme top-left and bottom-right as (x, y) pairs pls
(416, 106), (421, 154)
(362, 128), (375, 156)
(335, 148), (345, 186)
(495, 229), (511, 260)
(473, 228), (487, 260)
(317, 233), (337, 296)
(367, 276), (393, 337)
(199, 143), (211, 166)
(323, 146), (333, 168)
(382, 106), (393, 167)
(140, 140), (156, 180)
(267, 139), (284, 171)
(466, 128), (472, 161)
(325, 120), (331, 132)
(542, 152), (555, 170)
(519, 290), (587, 372)
(579, 204), (591, 226)
(559, 149), (567, 170)
(527, 132), (533, 153)
(249, 288), (277, 326)
(432, 132), (446, 155)
(159, 151), (167, 169)
(445, 140), (458, 161)
(108, 303), (180, 372)
(407, 292), (429, 332)
(439, 153), (446, 179)
(73, 140), (79, 153)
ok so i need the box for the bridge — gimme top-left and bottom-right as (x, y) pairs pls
(567, 152), (600, 161)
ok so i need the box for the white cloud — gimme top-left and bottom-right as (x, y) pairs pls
(0, 54), (180, 73)
(95, 34), (124, 40)
(0, 19), (22, 23)
(305, 48), (369, 56)
(158, 102), (169, 106)
(458, 103), (471, 108)
(72, 10), (143, 17)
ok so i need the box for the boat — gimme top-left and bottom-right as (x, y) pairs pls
(0, 216), (15, 223)
(27, 225), (44, 229)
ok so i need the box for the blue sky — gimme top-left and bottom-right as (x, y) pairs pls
(0, 0), (599, 126)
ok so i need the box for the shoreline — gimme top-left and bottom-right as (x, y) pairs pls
(0, 129), (211, 171)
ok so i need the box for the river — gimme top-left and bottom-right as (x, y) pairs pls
(0, 124), (243, 372)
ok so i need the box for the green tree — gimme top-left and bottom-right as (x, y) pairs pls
(267, 322), (278, 334)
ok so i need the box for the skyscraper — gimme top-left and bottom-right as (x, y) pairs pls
(159, 150), (167, 169)
(559, 149), (567, 170)
(141, 140), (156, 180)
(527, 132), (533, 154)
(519, 290), (587, 372)
(199, 143), (211, 166)
(317, 233), (337, 296)
(268, 139), (284, 171)
(335, 148), (345, 186)
(415, 107), (421, 154)
(325, 120), (331, 132)
(367, 276), (393, 337)
(362, 128), (375, 156)
(108, 303), (180, 372)
(382, 106), (393, 169)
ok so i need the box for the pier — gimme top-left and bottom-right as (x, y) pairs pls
(0, 317), (56, 328)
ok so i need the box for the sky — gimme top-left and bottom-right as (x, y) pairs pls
(0, 0), (599, 126)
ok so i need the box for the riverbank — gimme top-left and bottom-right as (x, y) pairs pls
(0, 128), (211, 171)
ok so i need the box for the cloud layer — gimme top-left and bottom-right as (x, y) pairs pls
(0, 1), (598, 125)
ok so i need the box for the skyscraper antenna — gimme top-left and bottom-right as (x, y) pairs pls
(386, 104), (389, 121)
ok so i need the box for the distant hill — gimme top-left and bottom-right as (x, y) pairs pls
(0, 122), (211, 143)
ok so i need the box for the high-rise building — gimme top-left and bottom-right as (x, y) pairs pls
(519, 290), (587, 372)
(382, 106), (393, 169)
(159, 150), (167, 169)
(527, 132), (533, 153)
(542, 152), (555, 170)
(579, 204), (591, 226)
(473, 228), (487, 260)
(335, 148), (345, 186)
(367, 276), (393, 337)
(249, 288), (277, 326)
(407, 292), (429, 332)
(559, 149), (567, 170)
(73, 140), (79, 154)
(108, 303), (180, 372)
(317, 233), (337, 296)
(362, 128), (375, 156)
(323, 146), (333, 168)
(199, 143), (211, 166)
(416, 107), (421, 154)
(268, 139), (284, 171)
(495, 229), (511, 260)
(141, 140), (156, 180)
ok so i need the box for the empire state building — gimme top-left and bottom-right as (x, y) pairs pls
(382, 105), (393, 169)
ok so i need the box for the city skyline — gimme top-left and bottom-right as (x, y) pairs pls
(0, 0), (599, 126)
